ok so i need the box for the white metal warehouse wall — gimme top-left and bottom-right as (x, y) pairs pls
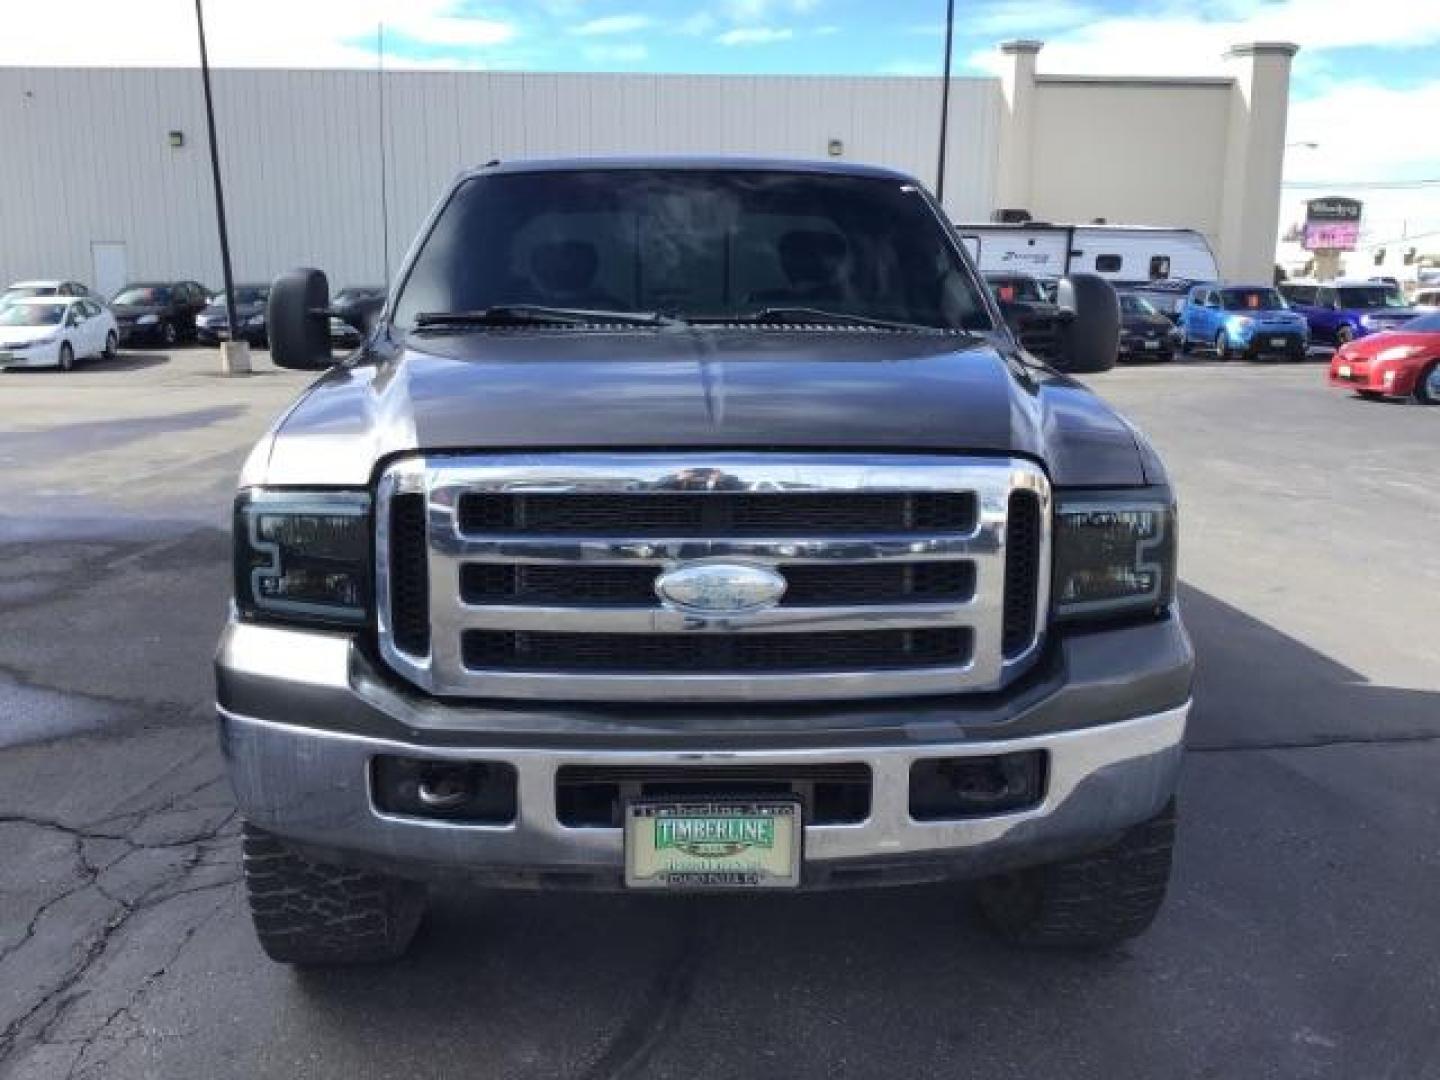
(0, 68), (1000, 291)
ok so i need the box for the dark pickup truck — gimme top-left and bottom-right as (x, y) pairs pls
(219, 158), (1191, 966)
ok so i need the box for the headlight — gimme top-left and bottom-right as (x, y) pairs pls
(1376, 344), (1424, 364)
(234, 491), (371, 627)
(137, 313), (158, 326)
(1359, 314), (1375, 328)
(1053, 493), (1176, 622)
(245, 314), (265, 326)
(1226, 316), (1253, 331)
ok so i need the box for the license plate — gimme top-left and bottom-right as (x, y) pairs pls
(625, 799), (801, 889)
(1143, 339), (1160, 350)
(1269, 338), (1288, 348)
(1339, 364), (1352, 377)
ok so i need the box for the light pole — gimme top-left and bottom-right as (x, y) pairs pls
(935, 0), (955, 203)
(194, 0), (245, 372)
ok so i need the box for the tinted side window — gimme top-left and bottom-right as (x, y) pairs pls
(1095, 254), (1123, 273)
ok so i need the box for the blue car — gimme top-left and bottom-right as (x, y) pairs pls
(1277, 280), (1420, 345)
(1178, 284), (1310, 361)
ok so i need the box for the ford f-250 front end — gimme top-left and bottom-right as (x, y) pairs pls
(216, 159), (1192, 965)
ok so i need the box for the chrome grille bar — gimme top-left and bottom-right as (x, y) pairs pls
(376, 454), (1051, 702)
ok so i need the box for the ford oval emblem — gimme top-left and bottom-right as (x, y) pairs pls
(654, 563), (787, 614)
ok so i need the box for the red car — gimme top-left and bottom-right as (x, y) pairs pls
(1329, 312), (1440, 404)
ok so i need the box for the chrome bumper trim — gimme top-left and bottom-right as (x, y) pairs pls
(220, 702), (1187, 882)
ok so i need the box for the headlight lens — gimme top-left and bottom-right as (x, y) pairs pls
(1053, 494), (1176, 621)
(137, 313), (158, 325)
(1226, 316), (1253, 331)
(234, 491), (371, 627)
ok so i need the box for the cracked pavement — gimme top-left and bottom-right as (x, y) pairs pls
(1, 349), (1437, 1079)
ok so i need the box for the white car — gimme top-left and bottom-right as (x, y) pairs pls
(0, 279), (101, 308)
(0, 296), (119, 371)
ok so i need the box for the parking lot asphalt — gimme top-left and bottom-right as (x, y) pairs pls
(0, 346), (1436, 1080)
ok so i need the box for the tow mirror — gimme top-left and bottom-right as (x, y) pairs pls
(267, 268), (334, 370)
(1053, 273), (1119, 374)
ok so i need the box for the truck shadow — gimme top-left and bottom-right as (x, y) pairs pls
(284, 582), (1439, 1077)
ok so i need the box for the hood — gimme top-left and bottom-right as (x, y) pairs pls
(1121, 312), (1175, 333)
(0, 325), (59, 346)
(255, 330), (1151, 489)
(1342, 328), (1440, 359)
(200, 302), (264, 321)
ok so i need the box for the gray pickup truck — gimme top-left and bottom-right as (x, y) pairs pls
(217, 158), (1192, 966)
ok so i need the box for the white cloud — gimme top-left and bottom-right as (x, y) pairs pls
(572, 14), (654, 37)
(674, 12), (718, 36)
(966, 0), (1440, 78)
(1285, 79), (1440, 186)
(717, 27), (795, 46)
(0, 0), (518, 68)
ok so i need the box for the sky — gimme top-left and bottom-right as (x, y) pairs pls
(2, 0), (1437, 235)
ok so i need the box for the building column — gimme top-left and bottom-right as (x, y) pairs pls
(993, 39), (1042, 219)
(1218, 42), (1299, 281)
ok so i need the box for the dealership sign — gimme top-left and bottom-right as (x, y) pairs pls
(1302, 197), (1362, 252)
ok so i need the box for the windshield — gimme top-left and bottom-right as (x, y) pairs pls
(229, 286), (269, 305)
(394, 170), (990, 331)
(2, 285), (56, 302)
(334, 287), (384, 304)
(1120, 294), (1161, 318)
(1337, 286), (1407, 310)
(113, 286), (171, 306)
(1221, 288), (1287, 312)
(0, 303), (66, 327)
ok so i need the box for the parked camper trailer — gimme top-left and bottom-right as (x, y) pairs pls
(956, 223), (1219, 286)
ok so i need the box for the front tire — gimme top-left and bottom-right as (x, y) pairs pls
(976, 800), (1176, 949)
(1335, 325), (1355, 347)
(1417, 362), (1440, 405)
(161, 321), (179, 347)
(1214, 332), (1231, 361)
(58, 342), (75, 371)
(242, 823), (426, 966)
(103, 331), (118, 361)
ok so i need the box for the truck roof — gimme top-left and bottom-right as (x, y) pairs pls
(464, 156), (917, 183)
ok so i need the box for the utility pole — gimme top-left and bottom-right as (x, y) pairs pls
(378, 22), (391, 283)
(935, 0), (956, 204)
(194, 0), (245, 372)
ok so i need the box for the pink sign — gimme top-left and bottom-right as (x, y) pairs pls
(1303, 221), (1360, 251)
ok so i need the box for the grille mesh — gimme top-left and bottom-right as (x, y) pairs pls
(458, 491), (976, 536)
(459, 562), (975, 607)
(463, 628), (972, 674)
(1002, 490), (1042, 658)
(389, 492), (430, 656)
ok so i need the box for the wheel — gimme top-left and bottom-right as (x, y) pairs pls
(976, 800), (1176, 949)
(103, 331), (118, 361)
(1417, 362), (1440, 405)
(241, 823), (426, 966)
(1335, 325), (1355, 347)
(1214, 332), (1230, 361)
(162, 321), (178, 347)
(58, 342), (75, 371)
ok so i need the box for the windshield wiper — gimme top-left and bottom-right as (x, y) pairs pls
(414, 305), (683, 329)
(735, 307), (944, 332)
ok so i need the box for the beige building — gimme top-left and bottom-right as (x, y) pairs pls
(0, 40), (1296, 291)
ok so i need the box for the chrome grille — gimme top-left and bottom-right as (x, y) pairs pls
(376, 454), (1050, 702)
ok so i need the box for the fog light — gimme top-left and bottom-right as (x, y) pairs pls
(373, 757), (517, 823)
(909, 751), (1046, 820)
